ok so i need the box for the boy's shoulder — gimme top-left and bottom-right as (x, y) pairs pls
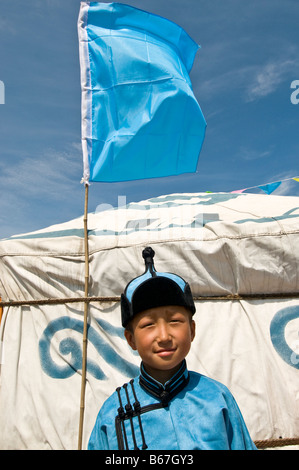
(188, 370), (235, 399)
(189, 369), (228, 387)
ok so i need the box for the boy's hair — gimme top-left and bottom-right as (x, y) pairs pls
(121, 247), (195, 328)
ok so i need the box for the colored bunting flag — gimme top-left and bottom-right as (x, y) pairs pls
(229, 176), (299, 195)
(78, 2), (206, 183)
(258, 182), (281, 195)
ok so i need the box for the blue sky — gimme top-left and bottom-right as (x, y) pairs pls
(0, 0), (299, 238)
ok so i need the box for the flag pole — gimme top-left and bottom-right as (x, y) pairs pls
(78, 182), (90, 450)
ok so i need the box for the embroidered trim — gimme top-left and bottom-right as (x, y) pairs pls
(139, 360), (189, 405)
(115, 379), (164, 450)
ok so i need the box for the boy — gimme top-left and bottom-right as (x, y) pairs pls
(88, 247), (256, 450)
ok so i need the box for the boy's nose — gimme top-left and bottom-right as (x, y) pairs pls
(157, 322), (171, 343)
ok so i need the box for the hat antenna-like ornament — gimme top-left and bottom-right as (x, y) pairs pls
(121, 247), (195, 328)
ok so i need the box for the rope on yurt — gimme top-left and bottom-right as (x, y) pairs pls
(254, 437), (299, 449)
(1, 292), (299, 308)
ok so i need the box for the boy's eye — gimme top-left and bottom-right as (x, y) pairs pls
(140, 321), (154, 328)
(170, 316), (183, 322)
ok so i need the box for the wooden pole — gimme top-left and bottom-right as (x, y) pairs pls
(78, 183), (90, 450)
(0, 297), (3, 326)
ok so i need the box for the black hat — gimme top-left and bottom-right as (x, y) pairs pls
(121, 247), (195, 328)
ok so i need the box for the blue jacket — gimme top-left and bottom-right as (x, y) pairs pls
(88, 361), (256, 450)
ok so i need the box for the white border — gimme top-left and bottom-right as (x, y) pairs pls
(78, 2), (92, 184)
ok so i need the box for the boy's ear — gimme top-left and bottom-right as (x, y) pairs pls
(124, 328), (137, 351)
(191, 319), (196, 342)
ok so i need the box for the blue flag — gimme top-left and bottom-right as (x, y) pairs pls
(258, 182), (281, 194)
(78, 2), (206, 183)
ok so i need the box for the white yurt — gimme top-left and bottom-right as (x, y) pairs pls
(0, 192), (298, 449)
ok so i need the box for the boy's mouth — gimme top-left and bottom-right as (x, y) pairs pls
(155, 348), (176, 357)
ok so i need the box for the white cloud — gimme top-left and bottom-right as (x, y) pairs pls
(245, 59), (296, 102)
(238, 146), (274, 161)
(0, 144), (82, 200)
(197, 54), (299, 104)
(0, 143), (83, 237)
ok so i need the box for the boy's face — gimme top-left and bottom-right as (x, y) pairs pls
(124, 305), (195, 383)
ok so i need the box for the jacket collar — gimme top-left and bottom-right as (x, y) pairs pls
(139, 360), (189, 405)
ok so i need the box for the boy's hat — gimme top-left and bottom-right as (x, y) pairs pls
(121, 247), (196, 327)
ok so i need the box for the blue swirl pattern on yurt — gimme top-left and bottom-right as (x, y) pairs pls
(39, 317), (139, 380)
